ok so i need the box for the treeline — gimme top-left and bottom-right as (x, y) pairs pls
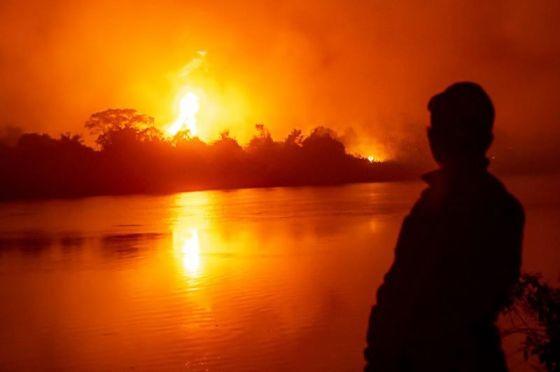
(0, 109), (414, 200)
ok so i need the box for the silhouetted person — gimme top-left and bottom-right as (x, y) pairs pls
(365, 82), (524, 371)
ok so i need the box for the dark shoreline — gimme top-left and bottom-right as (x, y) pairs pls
(0, 173), (419, 203)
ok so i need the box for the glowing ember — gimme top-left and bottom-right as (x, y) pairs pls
(367, 155), (375, 163)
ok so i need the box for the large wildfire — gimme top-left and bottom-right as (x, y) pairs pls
(166, 50), (206, 137)
(163, 51), (385, 162)
(167, 91), (200, 136)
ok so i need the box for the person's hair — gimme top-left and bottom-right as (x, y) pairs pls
(428, 82), (494, 159)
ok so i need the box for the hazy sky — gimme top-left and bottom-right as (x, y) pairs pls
(1, 0), (559, 169)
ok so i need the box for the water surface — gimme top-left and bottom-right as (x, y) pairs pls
(0, 177), (558, 371)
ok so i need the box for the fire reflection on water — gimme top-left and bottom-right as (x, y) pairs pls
(170, 192), (212, 280)
(173, 227), (201, 278)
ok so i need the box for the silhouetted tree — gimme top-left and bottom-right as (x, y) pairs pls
(247, 124), (276, 154)
(85, 108), (158, 149)
(0, 108), (415, 200)
(0, 125), (23, 146)
(302, 126), (345, 159)
(285, 129), (303, 148)
(503, 273), (560, 371)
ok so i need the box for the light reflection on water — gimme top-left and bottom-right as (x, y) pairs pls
(170, 192), (216, 282)
(175, 227), (202, 278)
(0, 177), (558, 371)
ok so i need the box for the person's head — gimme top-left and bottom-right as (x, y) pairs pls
(427, 82), (494, 167)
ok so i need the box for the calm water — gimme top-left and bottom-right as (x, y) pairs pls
(0, 176), (558, 371)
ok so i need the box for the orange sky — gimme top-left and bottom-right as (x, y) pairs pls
(0, 0), (559, 169)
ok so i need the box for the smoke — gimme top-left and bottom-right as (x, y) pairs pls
(178, 50), (207, 79)
(0, 0), (559, 171)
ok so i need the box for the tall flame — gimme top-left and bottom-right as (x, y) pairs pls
(166, 51), (206, 137)
(167, 91), (200, 136)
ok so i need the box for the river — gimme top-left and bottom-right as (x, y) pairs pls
(0, 175), (558, 370)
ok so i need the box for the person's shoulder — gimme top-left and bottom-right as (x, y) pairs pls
(485, 173), (525, 222)
(406, 184), (434, 218)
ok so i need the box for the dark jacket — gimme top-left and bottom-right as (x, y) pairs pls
(365, 167), (524, 372)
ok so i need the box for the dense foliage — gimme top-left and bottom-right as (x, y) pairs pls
(0, 109), (412, 200)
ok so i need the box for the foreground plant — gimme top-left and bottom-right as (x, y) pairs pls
(502, 273), (560, 371)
